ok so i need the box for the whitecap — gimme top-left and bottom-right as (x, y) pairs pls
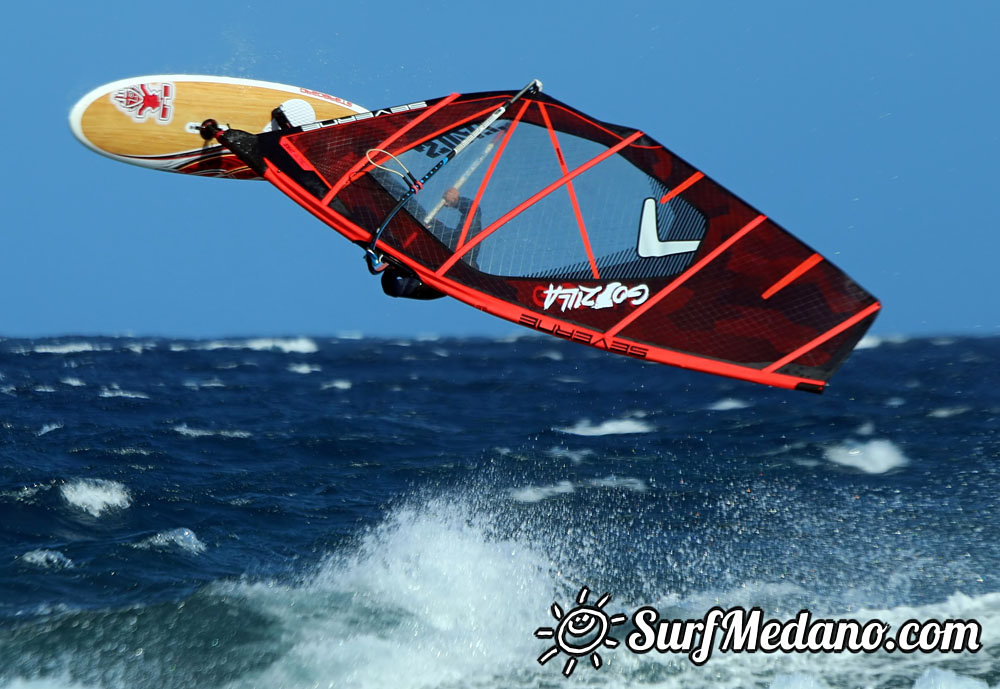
(19, 549), (74, 570)
(32, 386), (56, 393)
(183, 378), (225, 389)
(37, 423), (63, 436)
(60, 377), (86, 387)
(99, 385), (149, 399)
(321, 379), (352, 391)
(536, 350), (563, 361)
(588, 476), (647, 492)
(184, 337), (318, 354)
(768, 673), (830, 689)
(223, 496), (558, 688)
(708, 397), (750, 411)
(556, 417), (653, 436)
(288, 363), (321, 374)
(1, 483), (48, 502)
(109, 447), (152, 456)
(855, 421), (876, 436)
(927, 406), (971, 419)
(31, 342), (110, 355)
(238, 337), (318, 353)
(133, 528), (206, 555)
(60, 479), (131, 517)
(854, 335), (882, 350)
(0, 675), (102, 689)
(823, 439), (910, 474)
(509, 481), (575, 503)
(912, 667), (988, 689)
(173, 424), (252, 438)
(125, 342), (156, 354)
(336, 331), (364, 340)
(547, 447), (595, 464)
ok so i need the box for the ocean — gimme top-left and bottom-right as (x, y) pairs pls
(0, 333), (996, 688)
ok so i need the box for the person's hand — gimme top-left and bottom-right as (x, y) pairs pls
(443, 187), (460, 207)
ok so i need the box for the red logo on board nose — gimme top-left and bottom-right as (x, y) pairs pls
(111, 83), (174, 123)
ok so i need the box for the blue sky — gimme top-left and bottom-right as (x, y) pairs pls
(3, 1), (998, 338)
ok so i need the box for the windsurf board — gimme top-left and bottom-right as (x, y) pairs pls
(69, 75), (366, 179)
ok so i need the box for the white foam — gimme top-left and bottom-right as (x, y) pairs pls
(132, 528), (206, 555)
(336, 331), (364, 340)
(0, 676), (101, 689)
(768, 674), (831, 689)
(214, 491), (1000, 689)
(510, 481), (575, 503)
(173, 424), (252, 439)
(588, 476), (647, 492)
(855, 421), (876, 436)
(824, 439), (910, 474)
(510, 475), (647, 503)
(32, 386), (56, 393)
(912, 668), (988, 689)
(99, 385), (149, 399)
(183, 377), (225, 389)
(60, 478), (131, 517)
(236, 337), (318, 353)
(927, 406), (971, 419)
(288, 363), (321, 374)
(29, 342), (110, 355)
(36, 423), (63, 436)
(855, 335), (882, 350)
(124, 341), (157, 354)
(556, 417), (653, 436)
(547, 446), (595, 464)
(60, 377), (86, 387)
(536, 350), (564, 361)
(1, 483), (49, 502)
(228, 497), (557, 689)
(174, 337), (319, 354)
(109, 447), (152, 456)
(708, 397), (751, 411)
(19, 549), (74, 569)
(321, 379), (352, 391)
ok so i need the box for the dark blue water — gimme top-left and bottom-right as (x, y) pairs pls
(1, 334), (997, 689)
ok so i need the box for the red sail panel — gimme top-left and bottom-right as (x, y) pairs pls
(222, 88), (880, 392)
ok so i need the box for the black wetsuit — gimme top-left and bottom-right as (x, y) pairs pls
(380, 266), (445, 300)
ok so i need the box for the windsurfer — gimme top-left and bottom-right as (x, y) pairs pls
(434, 186), (481, 243)
(381, 187), (479, 300)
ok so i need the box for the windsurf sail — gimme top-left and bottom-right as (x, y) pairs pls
(215, 82), (880, 393)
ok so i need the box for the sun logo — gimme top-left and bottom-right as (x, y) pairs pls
(535, 586), (627, 677)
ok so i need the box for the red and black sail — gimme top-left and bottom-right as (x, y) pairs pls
(218, 88), (880, 392)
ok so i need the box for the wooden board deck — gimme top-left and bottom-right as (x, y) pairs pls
(70, 75), (366, 179)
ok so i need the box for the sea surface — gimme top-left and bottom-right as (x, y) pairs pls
(0, 334), (997, 689)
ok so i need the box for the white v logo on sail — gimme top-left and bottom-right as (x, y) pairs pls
(637, 197), (701, 258)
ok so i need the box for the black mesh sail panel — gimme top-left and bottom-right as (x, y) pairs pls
(220, 87), (880, 392)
